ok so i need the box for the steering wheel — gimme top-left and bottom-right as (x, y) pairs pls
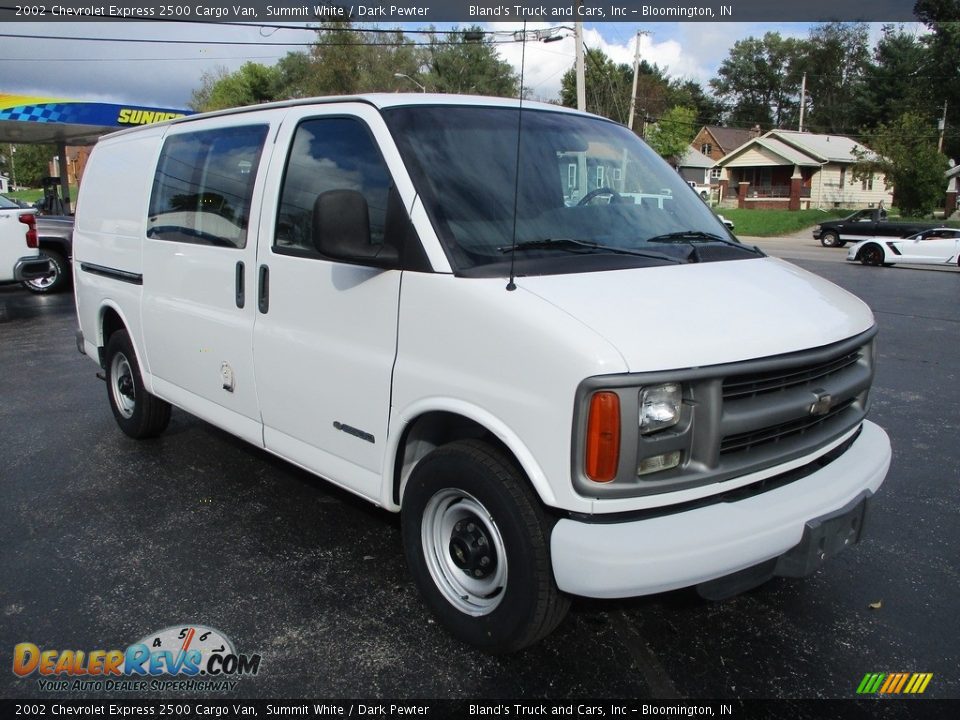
(577, 187), (623, 206)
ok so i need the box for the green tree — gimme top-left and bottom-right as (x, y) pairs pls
(798, 23), (870, 134)
(667, 79), (723, 127)
(5, 144), (56, 187)
(709, 32), (806, 128)
(851, 25), (926, 133)
(646, 106), (698, 162)
(914, 0), (960, 159)
(852, 112), (949, 217)
(421, 27), (518, 96)
(560, 52), (675, 132)
(561, 48), (633, 124)
(190, 62), (282, 111)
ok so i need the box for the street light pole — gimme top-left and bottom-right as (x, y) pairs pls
(394, 73), (426, 93)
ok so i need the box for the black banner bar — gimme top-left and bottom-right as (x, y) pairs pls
(0, 1), (926, 24)
(1, 699), (959, 720)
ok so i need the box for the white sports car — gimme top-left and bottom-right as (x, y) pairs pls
(847, 227), (960, 267)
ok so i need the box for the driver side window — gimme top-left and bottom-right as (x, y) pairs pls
(274, 117), (392, 258)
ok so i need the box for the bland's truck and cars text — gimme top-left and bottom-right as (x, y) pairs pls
(73, 95), (891, 652)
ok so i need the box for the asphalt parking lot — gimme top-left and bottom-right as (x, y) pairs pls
(1, 238), (958, 701)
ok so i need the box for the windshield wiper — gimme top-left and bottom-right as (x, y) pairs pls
(499, 238), (682, 263)
(645, 231), (764, 256)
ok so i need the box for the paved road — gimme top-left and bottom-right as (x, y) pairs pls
(1, 256), (957, 700)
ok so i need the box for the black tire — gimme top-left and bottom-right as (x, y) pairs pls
(820, 231), (841, 248)
(104, 330), (171, 439)
(859, 244), (884, 266)
(401, 439), (570, 653)
(22, 249), (70, 294)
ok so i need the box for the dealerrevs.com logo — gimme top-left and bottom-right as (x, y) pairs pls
(13, 625), (261, 692)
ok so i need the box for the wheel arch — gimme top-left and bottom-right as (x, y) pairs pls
(97, 302), (135, 368)
(388, 402), (559, 511)
(37, 237), (71, 260)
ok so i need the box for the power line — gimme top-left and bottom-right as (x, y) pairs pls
(0, 32), (516, 47)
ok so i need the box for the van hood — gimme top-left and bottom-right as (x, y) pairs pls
(518, 257), (875, 372)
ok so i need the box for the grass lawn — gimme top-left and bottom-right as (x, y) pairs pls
(720, 208), (852, 237)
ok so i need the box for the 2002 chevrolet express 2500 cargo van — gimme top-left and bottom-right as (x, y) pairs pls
(74, 95), (891, 653)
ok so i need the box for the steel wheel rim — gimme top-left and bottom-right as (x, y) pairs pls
(110, 353), (136, 419)
(421, 489), (507, 616)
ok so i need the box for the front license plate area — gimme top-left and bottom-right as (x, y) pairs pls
(774, 491), (871, 578)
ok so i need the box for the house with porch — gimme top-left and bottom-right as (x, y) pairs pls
(692, 125), (759, 163)
(713, 130), (893, 211)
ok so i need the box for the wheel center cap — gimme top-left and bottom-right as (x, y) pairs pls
(449, 519), (496, 578)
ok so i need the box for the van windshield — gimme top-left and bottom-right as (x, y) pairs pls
(383, 105), (760, 276)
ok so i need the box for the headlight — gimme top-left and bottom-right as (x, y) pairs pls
(814, 224), (822, 231)
(639, 383), (682, 434)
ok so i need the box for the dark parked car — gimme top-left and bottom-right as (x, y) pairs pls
(813, 208), (936, 248)
(22, 214), (74, 294)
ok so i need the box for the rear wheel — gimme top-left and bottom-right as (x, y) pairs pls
(105, 330), (171, 438)
(859, 244), (884, 266)
(401, 439), (569, 653)
(22, 249), (70, 294)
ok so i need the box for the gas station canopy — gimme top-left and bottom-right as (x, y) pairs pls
(0, 93), (191, 145)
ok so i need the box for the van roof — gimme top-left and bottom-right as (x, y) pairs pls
(100, 93), (594, 141)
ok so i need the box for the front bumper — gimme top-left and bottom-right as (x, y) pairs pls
(550, 420), (890, 599)
(14, 256), (52, 281)
(812, 228), (823, 239)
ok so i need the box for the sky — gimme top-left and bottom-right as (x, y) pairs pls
(0, 20), (904, 111)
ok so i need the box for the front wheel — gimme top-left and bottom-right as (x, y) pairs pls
(401, 440), (569, 653)
(859, 244), (884, 266)
(105, 330), (171, 438)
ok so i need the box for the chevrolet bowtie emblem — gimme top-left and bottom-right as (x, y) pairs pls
(809, 389), (833, 416)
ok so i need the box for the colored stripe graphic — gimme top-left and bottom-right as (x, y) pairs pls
(857, 672), (933, 694)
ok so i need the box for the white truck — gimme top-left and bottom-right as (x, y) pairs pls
(687, 179), (712, 200)
(73, 95), (890, 653)
(0, 195), (49, 284)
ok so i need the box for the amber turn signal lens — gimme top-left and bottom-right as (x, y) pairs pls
(585, 391), (620, 483)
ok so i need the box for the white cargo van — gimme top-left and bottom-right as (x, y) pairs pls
(74, 95), (890, 652)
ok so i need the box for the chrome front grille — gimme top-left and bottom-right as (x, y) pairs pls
(572, 327), (877, 499)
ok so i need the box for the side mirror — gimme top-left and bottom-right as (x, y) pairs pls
(312, 189), (399, 268)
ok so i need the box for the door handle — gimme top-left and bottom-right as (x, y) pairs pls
(258, 264), (269, 314)
(235, 261), (245, 308)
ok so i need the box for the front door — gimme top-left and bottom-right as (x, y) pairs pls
(252, 105), (406, 500)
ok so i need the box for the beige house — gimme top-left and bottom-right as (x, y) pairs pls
(713, 130), (893, 211)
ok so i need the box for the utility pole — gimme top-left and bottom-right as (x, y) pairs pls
(8, 144), (16, 191)
(798, 72), (807, 132)
(627, 31), (650, 133)
(574, 18), (585, 111)
(938, 100), (948, 153)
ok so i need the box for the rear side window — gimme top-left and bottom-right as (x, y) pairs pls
(274, 117), (392, 256)
(148, 125), (268, 249)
